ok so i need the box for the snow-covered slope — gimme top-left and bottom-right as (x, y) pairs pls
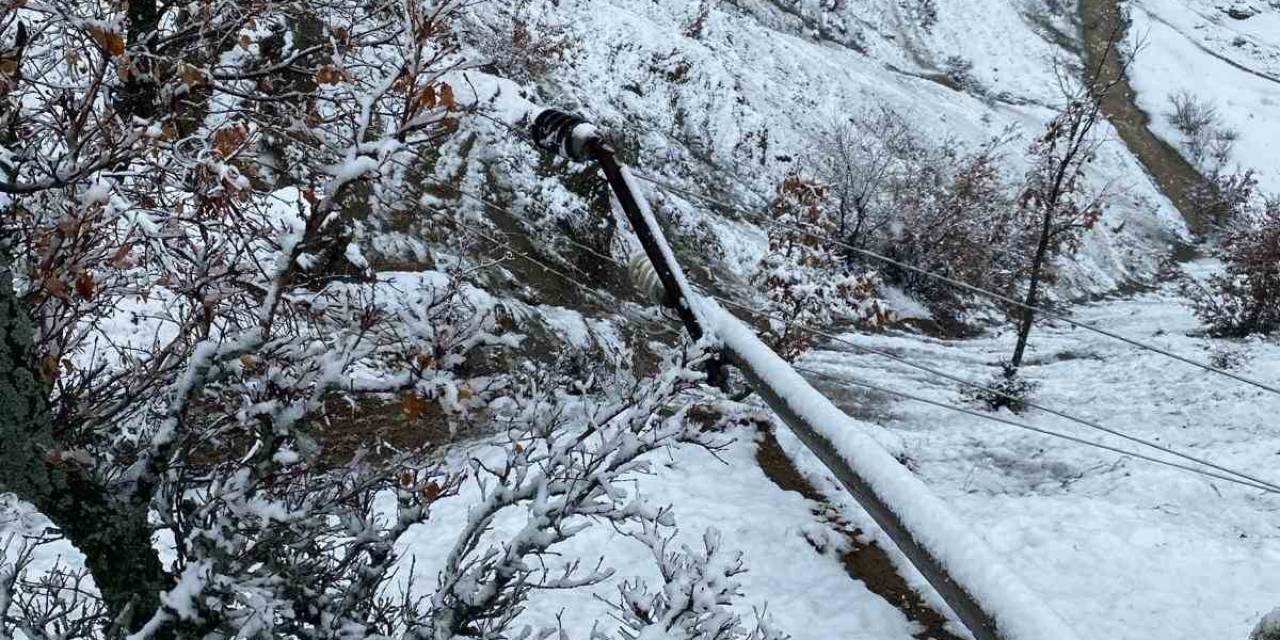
(447, 0), (1190, 305)
(796, 266), (1280, 640)
(9, 1), (1278, 639)
(1127, 0), (1280, 191)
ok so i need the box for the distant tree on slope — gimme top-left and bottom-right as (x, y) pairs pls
(1186, 199), (1280, 337)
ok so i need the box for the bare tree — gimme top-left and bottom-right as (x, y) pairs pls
(809, 108), (913, 248)
(752, 173), (890, 360)
(0, 3), (790, 637)
(1004, 48), (1119, 377)
(809, 107), (1023, 328)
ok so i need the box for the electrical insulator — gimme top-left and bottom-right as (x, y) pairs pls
(530, 109), (601, 162)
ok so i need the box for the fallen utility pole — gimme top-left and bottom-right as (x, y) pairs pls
(531, 109), (707, 340)
(530, 108), (1081, 640)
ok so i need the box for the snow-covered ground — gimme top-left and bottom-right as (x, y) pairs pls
(794, 262), (1280, 640)
(6, 260), (1276, 640)
(7, 1), (1280, 638)
(1128, 0), (1280, 191)
(389, 425), (928, 640)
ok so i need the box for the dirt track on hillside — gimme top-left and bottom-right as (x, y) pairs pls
(1079, 0), (1208, 236)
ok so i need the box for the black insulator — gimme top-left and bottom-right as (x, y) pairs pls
(531, 109), (598, 162)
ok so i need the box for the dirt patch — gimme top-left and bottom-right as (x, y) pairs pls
(1080, 0), (1209, 238)
(312, 396), (458, 464)
(754, 427), (964, 640)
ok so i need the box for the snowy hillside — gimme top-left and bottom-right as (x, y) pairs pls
(2, 0), (1278, 640)
(1126, 0), (1280, 191)
(442, 0), (1190, 303)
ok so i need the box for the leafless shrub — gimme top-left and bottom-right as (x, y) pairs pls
(1166, 90), (1239, 169)
(942, 55), (980, 92)
(1188, 166), (1258, 230)
(1166, 91), (1258, 229)
(752, 174), (891, 360)
(810, 108), (1024, 326)
(474, 1), (573, 84)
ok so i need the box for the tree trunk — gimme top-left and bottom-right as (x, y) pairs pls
(120, 0), (159, 118)
(0, 264), (170, 633)
(1010, 210), (1054, 370)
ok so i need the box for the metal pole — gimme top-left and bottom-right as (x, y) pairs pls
(530, 109), (706, 340)
(725, 350), (1001, 640)
(528, 109), (1066, 640)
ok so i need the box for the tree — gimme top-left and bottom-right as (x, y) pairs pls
(810, 108), (1024, 328)
(809, 108), (913, 248)
(1, 0), (466, 630)
(0, 3), (788, 637)
(1005, 81), (1109, 375)
(1186, 199), (1280, 337)
(752, 173), (889, 360)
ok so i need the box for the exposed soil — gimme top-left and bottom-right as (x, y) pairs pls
(313, 395), (458, 464)
(1079, 0), (1209, 237)
(754, 427), (965, 640)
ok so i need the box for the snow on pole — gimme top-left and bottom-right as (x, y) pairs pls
(700, 300), (1080, 640)
(529, 108), (1077, 640)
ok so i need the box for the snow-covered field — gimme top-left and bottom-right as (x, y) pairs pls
(797, 264), (1280, 639)
(1127, 0), (1280, 190)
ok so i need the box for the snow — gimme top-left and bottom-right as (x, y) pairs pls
(391, 421), (925, 640)
(699, 299), (1081, 640)
(1128, 0), (1280, 191)
(791, 268), (1280, 640)
(453, 0), (1188, 304)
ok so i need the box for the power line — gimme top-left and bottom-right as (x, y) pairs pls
(435, 180), (1280, 495)
(630, 170), (1280, 399)
(792, 365), (1280, 495)
(712, 296), (1280, 493)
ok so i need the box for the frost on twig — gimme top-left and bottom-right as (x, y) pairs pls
(425, 349), (733, 638)
(604, 524), (789, 640)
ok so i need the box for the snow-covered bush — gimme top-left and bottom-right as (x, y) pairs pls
(752, 174), (890, 360)
(470, 0), (573, 85)
(810, 108), (1025, 326)
(1166, 91), (1257, 229)
(606, 525), (789, 640)
(1186, 200), (1280, 337)
(1167, 90), (1239, 169)
(963, 362), (1041, 414)
(1188, 167), (1259, 231)
(0, 3), (792, 637)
